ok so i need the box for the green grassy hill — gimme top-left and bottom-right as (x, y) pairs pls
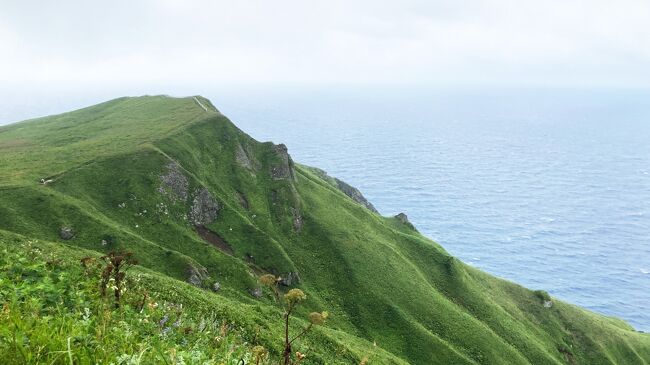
(1, 95), (648, 364)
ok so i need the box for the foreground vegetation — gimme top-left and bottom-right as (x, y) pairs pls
(1, 96), (648, 364)
(0, 236), (252, 364)
(0, 232), (387, 364)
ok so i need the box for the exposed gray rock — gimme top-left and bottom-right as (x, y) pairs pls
(235, 142), (257, 171)
(395, 212), (417, 231)
(189, 188), (220, 225)
(311, 167), (378, 213)
(59, 227), (74, 240)
(543, 300), (553, 308)
(395, 213), (409, 224)
(279, 272), (301, 287)
(270, 144), (295, 180)
(212, 282), (221, 292)
(159, 162), (189, 202)
(249, 287), (263, 298)
(335, 178), (378, 213)
(290, 207), (303, 232)
(186, 265), (209, 287)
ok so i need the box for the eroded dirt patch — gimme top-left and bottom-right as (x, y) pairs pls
(195, 225), (233, 255)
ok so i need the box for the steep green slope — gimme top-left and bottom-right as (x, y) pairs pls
(1, 95), (648, 364)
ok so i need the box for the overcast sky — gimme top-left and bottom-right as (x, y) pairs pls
(1, 0), (649, 93)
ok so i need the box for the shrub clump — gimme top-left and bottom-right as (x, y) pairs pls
(533, 290), (551, 303)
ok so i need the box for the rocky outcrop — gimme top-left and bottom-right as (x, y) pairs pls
(335, 178), (378, 213)
(279, 272), (301, 287)
(311, 168), (378, 213)
(159, 162), (189, 202)
(290, 207), (304, 232)
(270, 144), (295, 180)
(395, 213), (417, 231)
(186, 265), (209, 287)
(59, 227), (74, 240)
(235, 142), (258, 172)
(189, 188), (220, 225)
(543, 300), (553, 308)
(249, 287), (263, 298)
(395, 212), (409, 224)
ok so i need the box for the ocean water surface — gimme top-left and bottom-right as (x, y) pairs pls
(2, 87), (649, 331)
(211, 87), (650, 331)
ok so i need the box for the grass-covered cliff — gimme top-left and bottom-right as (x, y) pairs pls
(1, 95), (648, 364)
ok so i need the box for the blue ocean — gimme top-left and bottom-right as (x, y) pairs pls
(2, 87), (649, 331)
(213, 87), (650, 331)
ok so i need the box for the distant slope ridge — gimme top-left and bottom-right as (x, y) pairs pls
(0, 95), (216, 186)
(0, 95), (648, 364)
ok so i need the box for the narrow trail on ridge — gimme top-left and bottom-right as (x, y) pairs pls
(193, 96), (208, 112)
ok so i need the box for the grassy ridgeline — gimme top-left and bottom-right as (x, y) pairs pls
(0, 96), (648, 364)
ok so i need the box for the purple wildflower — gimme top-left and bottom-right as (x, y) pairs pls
(159, 314), (169, 327)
